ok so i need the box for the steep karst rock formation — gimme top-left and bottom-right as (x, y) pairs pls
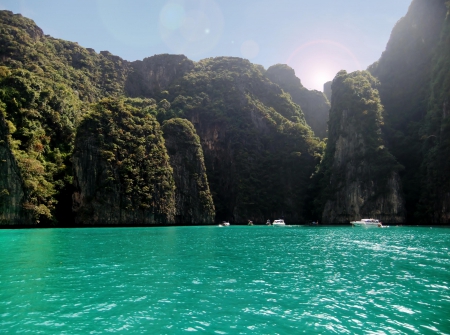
(72, 99), (176, 225)
(368, 0), (448, 222)
(0, 10), (325, 225)
(2, 3), (448, 226)
(266, 64), (330, 139)
(126, 54), (195, 98)
(0, 112), (30, 224)
(416, 1), (450, 223)
(162, 118), (215, 224)
(318, 71), (405, 224)
(163, 57), (322, 223)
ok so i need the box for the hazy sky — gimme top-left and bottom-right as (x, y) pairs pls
(0, 0), (411, 91)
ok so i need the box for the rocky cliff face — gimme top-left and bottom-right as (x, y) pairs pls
(417, 2), (450, 224)
(72, 99), (176, 225)
(125, 54), (195, 98)
(0, 113), (30, 225)
(368, 0), (448, 222)
(162, 118), (215, 224)
(320, 71), (405, 224)
(164, 57), (321, 223)
(266, 64), (330, 138)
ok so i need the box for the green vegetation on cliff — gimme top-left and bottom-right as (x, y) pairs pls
(314, 70), (404, 223)
(368, 0), (449, 223)
(6, 4), (448, 226)
(417, 2), (450, 223)
(73, 98), (175, 224)
(266, 64), (330, 139)
(162, 118), (215, 224)
(159, 57), (323, 223)
(369, 0), (448, 222)
(0, 11), (128, 102)
(0, 66), (80, 223)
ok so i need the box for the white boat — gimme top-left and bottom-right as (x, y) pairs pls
(351, 218), (382, 228)
(272, 219), (285, 226)
(219, 221), (230, 227)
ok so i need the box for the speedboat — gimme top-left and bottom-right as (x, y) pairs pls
(219, 221), (230, 227)
(351, 218), (382, 228)
(272, 219), (285, 226)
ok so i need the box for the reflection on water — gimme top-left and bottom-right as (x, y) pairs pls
(0, 226), (449, 334)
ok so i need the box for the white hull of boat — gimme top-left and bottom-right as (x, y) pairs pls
(272, 219), (285, 226)
(352, 222), (380, 227)
(351, 219), (382, 228)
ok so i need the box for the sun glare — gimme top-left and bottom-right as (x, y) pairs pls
(313, 72), (332, 91)
(287, 40), (362, 91)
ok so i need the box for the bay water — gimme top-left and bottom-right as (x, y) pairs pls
(1, 225), (449, 334)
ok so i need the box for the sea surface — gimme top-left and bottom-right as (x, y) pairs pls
(1, 225), (449, 334)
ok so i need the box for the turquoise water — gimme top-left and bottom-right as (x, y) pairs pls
(1, 226), (449, 334)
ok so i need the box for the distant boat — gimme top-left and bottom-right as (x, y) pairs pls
(219, 221), (230, 227)
(272, 219), (285, 226)
(351, 219), (383, 228)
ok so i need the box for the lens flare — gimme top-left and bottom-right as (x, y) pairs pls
(96, 0), (160, 49)
(158, 0), (224, 58)
(241, 40), (260, 60)
(160, 3), (185, 31)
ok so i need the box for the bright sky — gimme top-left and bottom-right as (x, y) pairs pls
(0, 0), (411, 91)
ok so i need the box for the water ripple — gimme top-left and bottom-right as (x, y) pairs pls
(0, 226), (449, 334)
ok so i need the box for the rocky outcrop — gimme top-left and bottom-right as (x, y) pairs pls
(125, 54), (195, 98)
(367, 0), (448, 223)
(167, 57), (321, 224)
(416, 2), (450, 224)
(72, 99), (176, 225)
(162, 118), (215, 224)
(266, 64), (330, 138)
(0, 113), (30, 225)
(0, 11), (43, 42)
(320, 71), (405, 224)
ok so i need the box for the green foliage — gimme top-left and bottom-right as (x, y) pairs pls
(0, 67), (81, 223)
(266, 64), (330, 138)
(0, 11), (127, 102)
(368, 0), (448, 222)
(76, 98), (175, 217)
(162, 57), (322, 222)
(0, 11), (324, 223)
(314, 71), (401, 215)
(161, 118), (215, 221)
(416, 7), (450, 223)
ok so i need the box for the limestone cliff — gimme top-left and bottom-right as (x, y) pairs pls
(266, 64), (330, 138)
(417, 1), (450, 223)
(0, 113), (30, 225)
(162, 118), (215, 224)
(368, 0), (447, 222)
(319, 71), (405, 224)
(125, 54), (195, 98)
(72, 99), (176, 225)
(164, 57), (321, 223)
